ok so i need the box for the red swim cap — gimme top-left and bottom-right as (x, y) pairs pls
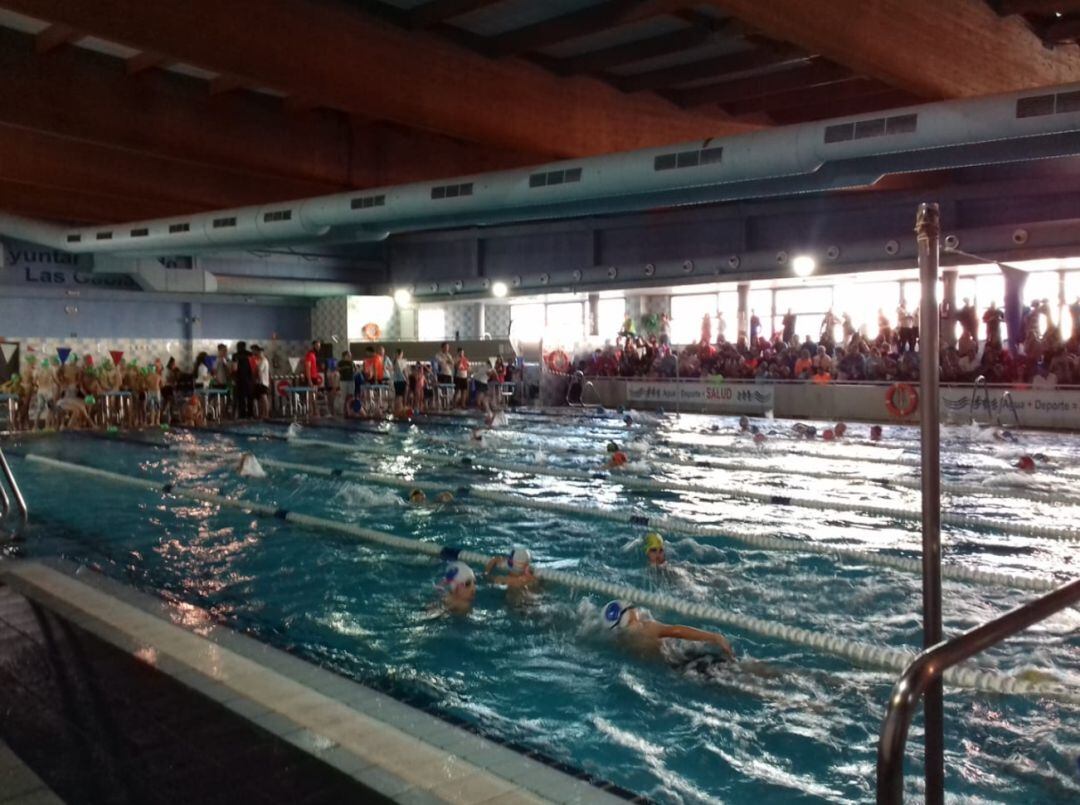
(1015, 455), (1036, 472)
(612, 451), (628, 466)
(870, 426), (883, 441)
(835, 423), (847, 437)
(822, 429), (835, 441)
(753, 432), (766, 445)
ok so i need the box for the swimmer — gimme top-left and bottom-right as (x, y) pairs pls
(834, 422), (847, 438)
(869, 425), (883, 442)
(752, 432), (766, 446)
(1015, 455), (1036, 473)
(643, 532), (666, 566)
(471, 428), (485, 444)
(409, 488), (427, 504)
(606, 441), (620, 453)
(738, 415), (750, 432)
(993, 428), (1019, 443)
(822, 428), (835, 441)
(623, 414), (633, 427)
(440, 561), (476, 615)
(484, 547), (538, 590)
(605, 450), (629, 469)
(792, 422), (817, 439)
(236, 452), (267, 478)
(603, 600), (734, 660)
(434, 491), (454, 503)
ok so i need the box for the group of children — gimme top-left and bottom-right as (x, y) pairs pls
(437, 534), (735, 662)
(0, 354), (177, 431)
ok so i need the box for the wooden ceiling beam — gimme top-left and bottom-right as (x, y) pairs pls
(34, 22), (79, 54)
(768, 90), (920, 125)
(1042, 17), (1080, 41)
(672, 58), (850, 108)
(615, 44), (807, 92)
(724, 77), (894, 116)
(408, 0), (505, 28)
(547, 25), (710, 75)
(0, 0), (760, 156)
(997, 0), (1080, 15)
(0, 179), (191, 225)
(487, 0), (695, 58)
(699, 0), (1080, 98)
(126, 50), (171, 75)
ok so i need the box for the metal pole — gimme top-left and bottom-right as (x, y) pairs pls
(915, 202), (943, 804)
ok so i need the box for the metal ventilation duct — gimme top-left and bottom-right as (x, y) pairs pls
(5, 84), (1080, 255)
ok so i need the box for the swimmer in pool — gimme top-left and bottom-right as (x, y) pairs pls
(643, 531), (666, 567)
(834, 422), (847, 438)
(603, 600), (734, 660)
(440, 561), (476, 615)
(605, 449), (629, 469)
(1015, 455), (1036, 472)
(484, 547), (539, 591)
(993, 428), (1019, 443)
(409, 488), (455, 504)
(792, 422), (817, 439)
(869, 425), (883, 442)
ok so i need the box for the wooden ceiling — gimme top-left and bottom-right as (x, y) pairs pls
(0, 0), (1077, 227)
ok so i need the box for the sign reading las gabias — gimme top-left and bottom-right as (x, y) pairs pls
(3, 244), (140, 290)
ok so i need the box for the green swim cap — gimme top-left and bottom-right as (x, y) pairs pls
(107, 426), (119, 434)
(25, 356), (37, 365)
(606, 441), (619, 453)
(84, 394), (96, 405)
(160, 423), (169, 431)
(643, 531), (664, 554)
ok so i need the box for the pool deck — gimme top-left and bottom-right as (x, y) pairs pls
(0, 557), (636, 805)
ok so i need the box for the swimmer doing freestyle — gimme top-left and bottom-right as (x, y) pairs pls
(603, 600), (735, 660)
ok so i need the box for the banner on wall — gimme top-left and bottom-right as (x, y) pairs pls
(625, 378), (774, 413)
(941, 387), (1080, 429)
(1, 239), (140, 290)
(0, 340), (17, 385)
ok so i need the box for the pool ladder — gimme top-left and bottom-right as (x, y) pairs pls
(969, 375), (1019, 427)
(0, 446), (28, 523)
(876, 577), (1080, 803)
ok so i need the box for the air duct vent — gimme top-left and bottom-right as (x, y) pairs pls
(431, 182), (473, 200)
(262, 209), (292, 223)
(653, 146), (722, 172)
(529, 167), (582, 188)
(824, 113), (918, 144)
(350, 194), (386, 210)
(212, 217), (237, 229)
(1017, 90), (1080, 118)
(66, 234), (81, 243)
(95, 231), (113, 240)
(130, 227), (149, 238)
(169, 223), (190, 234)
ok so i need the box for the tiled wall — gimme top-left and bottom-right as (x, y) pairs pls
(311, 298), (348, 343)
(13, 337), (310, 372)
(485, 305), (511, 339)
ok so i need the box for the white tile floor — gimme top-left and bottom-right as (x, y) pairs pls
(0, 560), (628, 805)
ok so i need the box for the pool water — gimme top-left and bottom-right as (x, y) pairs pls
(4, 413), (1080, 803)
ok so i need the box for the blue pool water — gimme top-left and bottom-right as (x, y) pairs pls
(4, 413), (1080, 803)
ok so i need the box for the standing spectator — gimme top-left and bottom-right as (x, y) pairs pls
(251, 345), (270, 419)
(454, 347), (470, 408)
(304, 340), (321, 386)
(213, 343), (231, 388)
(749, 310), (761, 344)
(231, 341), (254, 418)
(983, 302), (1004, 347)
(782, 308), (796, 344)
(958, 298), (978, 340)
(435, 342), (454, 388)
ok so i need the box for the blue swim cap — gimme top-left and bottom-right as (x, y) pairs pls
(596, 406), (605, 414)
(603, 600), (634, 630)
(617, 406), (624, 414)
(657, 407), (665, 416)
(623, 415), (633, 425)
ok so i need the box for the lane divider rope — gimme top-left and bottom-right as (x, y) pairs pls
(285, 436), (1080, 543)
(25, 453), (1080, 704)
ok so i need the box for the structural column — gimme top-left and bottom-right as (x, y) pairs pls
(737, 282), (749, 340)
(588, 293), (599, 337)
(942, 268), (958, 347)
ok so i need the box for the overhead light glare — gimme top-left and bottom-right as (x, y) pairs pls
(393, 287), (412, 306)
(491, 281), (509, 298)
(792, 255), (817, 277)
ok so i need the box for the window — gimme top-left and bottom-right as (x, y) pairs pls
(510, 303), (545, 343)
(834, 281), (899, 339)
(1023, 272), (1060, 338)
(417, 307), (446, 342)
(748, 289), (773, 339)
(546, 302), (584, 347)
(670, 294), (716, 345)
(597, 298), (625, 339)
(717, 292), (738, 341)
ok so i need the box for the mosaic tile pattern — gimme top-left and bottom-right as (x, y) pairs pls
(445, 303), (479, 341)
(485, 304), (512, 339)
(311, 298), (348, 343)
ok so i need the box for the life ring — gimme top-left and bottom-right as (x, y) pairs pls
(885, 382), (918, 417)
(276, 379), (290, 398)
(362, 322), (381, 341)
(546, 350), (570, 374)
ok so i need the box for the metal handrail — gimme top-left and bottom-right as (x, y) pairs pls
(999, 390), (1020, 427)
(876, 577), (1080, 804)
(969, 375), (991, 424)
(565, 371), (585, 407)
(0, 446), (27, 521)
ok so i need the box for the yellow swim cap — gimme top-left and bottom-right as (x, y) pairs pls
(643, 531), (664, 553)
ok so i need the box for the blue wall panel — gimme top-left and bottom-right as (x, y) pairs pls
(0, 296), (186, 339)
(199, 302), (310, 339)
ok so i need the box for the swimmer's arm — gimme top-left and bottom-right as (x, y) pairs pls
(653, 625), (735, 658)
(484, 556), (506, 575)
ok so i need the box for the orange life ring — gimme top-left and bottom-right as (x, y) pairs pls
(546, 350), (570, 374)
(885, 382), (918, 417)
(361, 322), (381, 341)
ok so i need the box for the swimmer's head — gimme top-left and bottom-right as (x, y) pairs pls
(611, 450), (628, 467)
(834, 422), (847, 438)
(870, 425), (883, 441)
(805, 426), (817, 438)
(822, 428), (835, 441)
(643, 532), (665, 565)
(506, 547), (532, 575)
(442, 562), (476, 596)
(623, 414), (633, 426)
(471, 429), (484, 442)
(1015, 455), (1036, 473)
(435, 491), (454, 503)
(603, 600), (636, 630)
(606, 441), (619, 453)
(738, 415), (749, 431)
(409, 488), (427, 504)
(753, 432), (766, 445)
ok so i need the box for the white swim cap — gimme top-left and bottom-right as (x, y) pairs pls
(603, 600), (635, 630)
(442, 561), (475, 592)
(506, 547), (531, 574)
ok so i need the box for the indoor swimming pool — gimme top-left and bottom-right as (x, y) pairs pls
(3, 412), (1079, 803)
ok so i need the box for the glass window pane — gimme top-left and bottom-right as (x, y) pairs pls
(546, 302), (584, 346)
(775, 286), (831, 316)
(597, 298), (625, 340)
(717, 292), (737, 341)
(749, 289), (773, 339)
(510, 303), (545, 343)
(417, 306), (445, 342)
(670, 294), (716, 344)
